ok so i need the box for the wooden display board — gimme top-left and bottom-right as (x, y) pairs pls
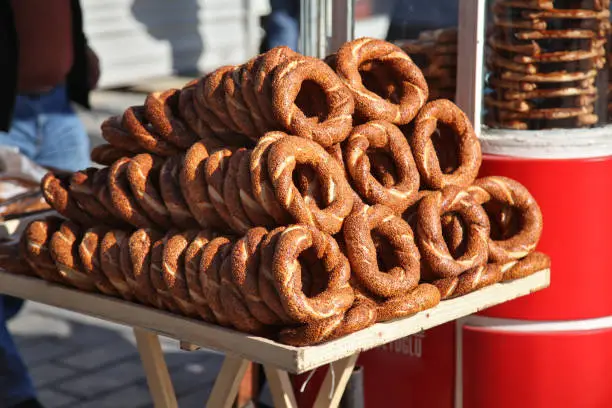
(0, 269), (550, 408)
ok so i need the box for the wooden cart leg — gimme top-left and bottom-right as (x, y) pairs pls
(263, 365), (298, 408)
(133, 328), (178, 408)
(206, 356), (250, 408)
(313, 353), (360, 408)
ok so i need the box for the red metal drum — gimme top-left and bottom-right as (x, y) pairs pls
(478, 154), (612, 320)
(462, 318), (612, 408)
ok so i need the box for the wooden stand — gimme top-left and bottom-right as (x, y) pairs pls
(0, 269), (550, 408)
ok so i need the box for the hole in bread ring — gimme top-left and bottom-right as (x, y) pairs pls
(344, 120), (420, 213)
(417, 186), (490, 278)
(266, 136), (354, 234)
(344, 204), (421, 298)
(334, 38), (428, 125)
(272, 225), (354, 323)
(272, 57), (354, 147)
(467, 176), (544, 263)
(410, 99), (481, 190)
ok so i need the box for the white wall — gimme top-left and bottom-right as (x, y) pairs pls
(82, 0), (263, 88)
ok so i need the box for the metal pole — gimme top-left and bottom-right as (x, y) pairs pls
(329, 0), (355, 54)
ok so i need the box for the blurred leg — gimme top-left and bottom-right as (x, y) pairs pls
(0, 296), (36, 407)
(35, 84), (90, 172)
(265, 0), (300, 51)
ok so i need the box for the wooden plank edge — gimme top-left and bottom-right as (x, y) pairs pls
(296, 269), (550, 372)
(0, 271), (302, 372)
(0, 269), (549, 374)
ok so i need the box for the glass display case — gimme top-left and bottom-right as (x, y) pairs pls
(482, 0), (611, 130)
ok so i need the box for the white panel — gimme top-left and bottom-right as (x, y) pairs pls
(83, 0), (261, 88)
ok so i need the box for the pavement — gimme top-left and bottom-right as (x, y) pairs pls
(6, 83), (234, 408)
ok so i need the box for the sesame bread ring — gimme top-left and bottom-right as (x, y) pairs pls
(122, 106), (181, 156)
(499, 251), (551, 282)
(467, 176), (544, 263)
(100, 116), (145, 154)
(159, 154), (198, 230)
(100, 230), (135, 301)
(279, 297), (379, 346)
(145, 89), (198, 149)
(223, 65), (261, 140)
(258, 227), (294, 324)
(230, 227), (281, 325)
(162, 231), (200, 317)
(253, 46), (299, 127)
(41, 172), (96, 227)
(223, 148), (255, 232)
(69, 168), (117, 223)
(148, 235), (182, 313)
(49, 221), (97, 292)
(239, 56), (272, 133)
(90, 144), (132, 166)
(200, 236), (234, 326)
(184, 230), (217, 322)
(344, 120), (420, 213)
(271, 56), (354, 147)
(119, 231), (156, 306)
(179, 142), (226, 229)
(334, 37), (428, 125)
(178, 84), (225, 148)
(266, 136), (354, 234)
(219, 253), (267, 334)
(236, 150), (276, 227)
(198, 66), (243, 133)
(374, 284), (441, 322)
(272, 224), (354, 323)
(205, 148), (250, 233)
(126, 154), (173, 229)
(417, 186), (490, 278)
(108, 158), (157, 229)
(249, 132), (292, 225)
(410, 99), (481, 190)
(127, 228), (166, 310)
(433, 263), (503, 300)
(79, 226), (120, 296)
(21, 217), (66, 284)
(91, 168), (131, 226)
(344, 203), (421, 298)
(278, 313), (344, 346)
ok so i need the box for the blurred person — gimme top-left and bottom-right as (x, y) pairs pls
(263, 0), (300, 51)
(386, 0), (459, 41)
(0, 1), (99, 407)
